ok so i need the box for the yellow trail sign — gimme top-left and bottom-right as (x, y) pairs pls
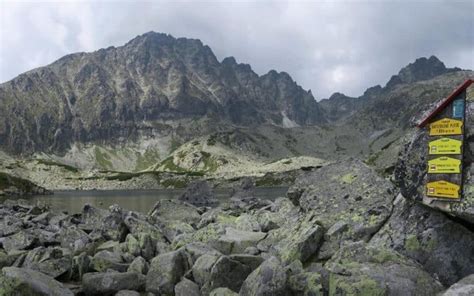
(428, 138), (462, 155)
(428, 157), (461, 174)
(429, 118), (463, 136)
(426, 180), (460, 199)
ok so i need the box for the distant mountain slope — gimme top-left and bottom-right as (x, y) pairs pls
(0, 32), (325, 155)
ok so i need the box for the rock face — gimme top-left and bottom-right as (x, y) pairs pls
(369, 196), (474, 286)
(288, 160), (395, 259)
(0, 31), (326, 155)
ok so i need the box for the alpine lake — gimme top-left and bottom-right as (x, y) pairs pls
(0, 187), (289, 214)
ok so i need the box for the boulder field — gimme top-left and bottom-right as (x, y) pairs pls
(0, 160), (473, 295)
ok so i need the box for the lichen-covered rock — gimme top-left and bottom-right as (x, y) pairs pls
(182, 242), (222, 264)
(2, 230), (38, 252)
(127, 256), (148, 275)
(91, 250), (129, 272)
(58, 226), (91, 254)
(268, 213), (324, 264)
(204, 255), (259, 294)
(287, 160), (395, 260)
(442, 274), (474, 296)
(21, 247), (72, 279)
(325, 241), (444, 296)
(146, 249), (190, 295)
(70, 252), (90, 281)
(370, 196), (474, 286)
(0, 266), (74, 296)
(123, 215), (166, 243)
(288, 271), (324, 295)
(175, 278), (201, 296)
(214, 227), (266, 254)
(82, 271), (146, 295)
(192, 254), (220, 288)
(149, 199), (202, 225)
(239, 256), (290, 296)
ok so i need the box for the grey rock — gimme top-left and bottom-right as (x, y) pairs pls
(2, 230), (38, 252)
(146, 250), (190, 295)
(191, 254), (220, 287)
(325, 241), (444, 296)
(127, 256), (148, 275)
(442, 274), (474, 296)
(175, 278), (201, 296)
(182, 242), (221, 264)
(21, 247), (72, 279)
(0, 266), (74, 296)
(214, 227), (266, 254)
(370, 197), (474, 286)
(58, 226), (91, 254)
(288, 160), (395, 259)
(70, 252), (91, 281)
(91, 250), (129, 272)
(239, 256), (290, 296)
(204, 255), (260, 294)
(82, 271), (146, 295)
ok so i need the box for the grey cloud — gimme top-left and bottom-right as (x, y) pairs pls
(0, 0), (472, 99)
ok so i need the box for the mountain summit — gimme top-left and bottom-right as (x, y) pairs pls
(0, 32), (325, 154)
(386, 55), (458, 88)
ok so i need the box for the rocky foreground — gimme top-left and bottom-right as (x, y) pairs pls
(0, 160), (473, 296)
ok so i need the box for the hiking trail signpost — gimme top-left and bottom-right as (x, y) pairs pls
(418, 79), (473, 201)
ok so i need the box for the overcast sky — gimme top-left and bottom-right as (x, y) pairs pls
(1, 0), (473, 99)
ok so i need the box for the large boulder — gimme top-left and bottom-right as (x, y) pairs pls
(175, 278), (201, 296)
(442, 274), (474, 296)
(204, 255), (262, 294)
(325, 241), (444, 296)
(21, 247), (72, 279)
(266, 214), (324, 264)
(80, 204), (128, 242)
(58, 226), (91, 254)
(370, 196), (474, 286)
(214, 227), (266, 254)
(91, 250), (129, 272)
(0, 266), (74, 296)
(82, 271), (146, 295)
(239, 256), (290, 296)
(2, 230), (38, 252)
(287, 160), (395, 260)
(149, 199), (202, 225)
(146, 249), (190, 295)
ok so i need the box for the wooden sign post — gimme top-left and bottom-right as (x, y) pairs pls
(418, 79), (473, 201)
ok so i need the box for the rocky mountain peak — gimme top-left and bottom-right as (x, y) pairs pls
(0, 32), (326, 155)
(386, 55), (457, 88)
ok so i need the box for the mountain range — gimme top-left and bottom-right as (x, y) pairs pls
(0, 32), (472, 190)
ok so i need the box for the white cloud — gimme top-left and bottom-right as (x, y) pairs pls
(0, 0), (472, 99)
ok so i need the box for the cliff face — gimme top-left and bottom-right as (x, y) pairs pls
(0, 32), (325, 155)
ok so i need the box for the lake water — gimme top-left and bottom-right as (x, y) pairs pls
(1, 187), (289, 214)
